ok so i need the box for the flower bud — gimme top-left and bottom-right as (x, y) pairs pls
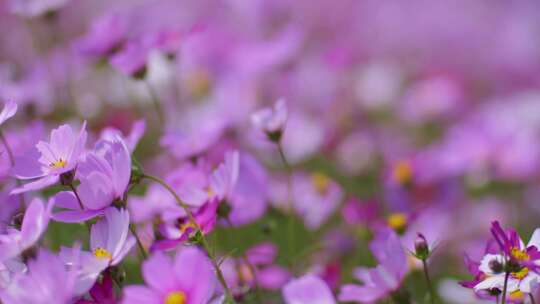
(414, 233), (430, 260)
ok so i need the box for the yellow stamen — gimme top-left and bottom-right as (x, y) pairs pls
(93, 247), (112, 260)
(511, 267), (529, 280)
(164, 291), (187, 304)
(387, 213), (407, 232)
(49, 158), (67, 169)
(179, 221), (197, 235)
(393, 160), (412, 185)
(509, 290), (525, 300)
(511, 247), (530, 261)
(311, 172), (330, 195)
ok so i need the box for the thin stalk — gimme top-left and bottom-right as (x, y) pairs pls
(129, 224), (148, 259)
(530, 294), (536, 304)
(277, 143), (295, 268)
(0, 130), (25, 207)
(142, 174), (235, 302)
(421, 259), (436, 304)
(501, 271), (510, 304)
(144, 81), (164, 126)
(496, 294), (500, 304)
(224, 217), (262, 302)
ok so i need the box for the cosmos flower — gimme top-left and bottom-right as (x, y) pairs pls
(0, 250), (79, 304)
(251, 99), (288, 142)
(0, 198), (53, 262)
(282, 274), (336, 304)
(464, 221), (540, 302)
(122, 247), (216, 304)
(61, 207), (135, 294)
(339, 228), (408, 303)
(11, 122), (88, 194)
(152, 198), (218, 251)
(292, 172), (343, 230)
(52, 137), (131, 222)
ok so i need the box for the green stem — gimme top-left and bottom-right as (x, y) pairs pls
(129, 224), (148, 259)
(144, 81), (164, 126)
(501, 271), (510, 304)
(277, 143), (295, 269)
(0, 130), (25, 207)
(421, 259), (436, 304)
(142, 174), (235, 302)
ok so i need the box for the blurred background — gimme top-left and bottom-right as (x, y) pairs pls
(2, 0), (540, 303)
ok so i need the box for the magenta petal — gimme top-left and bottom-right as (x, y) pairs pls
(11, 175), (58, 194)
(52, 209), (104, 223)
(142, 251), (177, 293)
(122, 286), (160, 304)
(173, 247), (216, 304)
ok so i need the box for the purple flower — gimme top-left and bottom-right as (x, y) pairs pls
(99, 119), (146, 153)
(339, 228), (408, 303)
(0, 101), (17, 127)
(52, 137), (131, 222)
(122, 247), (216, 304)
(251, 98), (287, 142)
(0, 198), (53, 262)
(292, 172), (343, 230)
(152, 199), (218, 251)
(61, 207), (135, 293)
(282, 274), (336, 304)
(226, 153), (268, 226)
(0, 250), (78, 303)
(11, 122), (88, 194)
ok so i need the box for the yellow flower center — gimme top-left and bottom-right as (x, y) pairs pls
(511, 267), (529, 280)
(511, 247), (530, 261)
(179, 221), (197, 235)
(311, 172), (330, 194)
(509, 290), (525, 300)
(393, 160), (412, 185)
(93, 247), (112, 260)
(49, 158), (67, 169)
(164, 291), (187, 304)
(387, 213), (407, 232)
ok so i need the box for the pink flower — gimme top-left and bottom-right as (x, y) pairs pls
(282, 274), (336, 304)
(1, 251), (79, 303)
(11, 122), (88, 194)
(251, 98), (288, 142)
(122, 247), (216, 304)
(339, 228), (408, 303)
(61, 207), (135, 294)
(52, 137), (131, 222)
(0, 198), (53, 262)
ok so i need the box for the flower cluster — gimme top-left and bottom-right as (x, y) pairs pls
(1, 1), (540, 303)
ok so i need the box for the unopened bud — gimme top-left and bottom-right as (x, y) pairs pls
(414, 233), (430, 260)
